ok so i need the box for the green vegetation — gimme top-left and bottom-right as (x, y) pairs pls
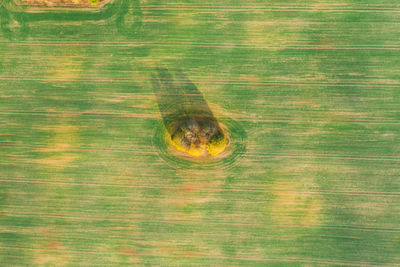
(0, 0), (399, 265)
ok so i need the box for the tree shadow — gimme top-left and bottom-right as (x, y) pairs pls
(152, 67), (226, 156)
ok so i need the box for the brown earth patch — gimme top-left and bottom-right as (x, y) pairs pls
(22, 0), (110, 7)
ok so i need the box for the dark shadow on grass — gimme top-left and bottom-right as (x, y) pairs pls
(152, 67), (226, 154)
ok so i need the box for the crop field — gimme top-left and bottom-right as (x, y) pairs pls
(1, 0), (400, 265)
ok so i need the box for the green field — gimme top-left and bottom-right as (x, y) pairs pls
(1, 0), (400, 265)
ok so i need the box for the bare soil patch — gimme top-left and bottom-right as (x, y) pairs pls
(22, 0), (110, 7)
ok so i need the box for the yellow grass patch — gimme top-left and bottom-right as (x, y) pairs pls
(268, 180), (322, 227)
(37, 118), (80, 169)
(46, 56), (83, 82)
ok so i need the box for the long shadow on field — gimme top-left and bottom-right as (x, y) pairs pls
(152, 68), (226, 154)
